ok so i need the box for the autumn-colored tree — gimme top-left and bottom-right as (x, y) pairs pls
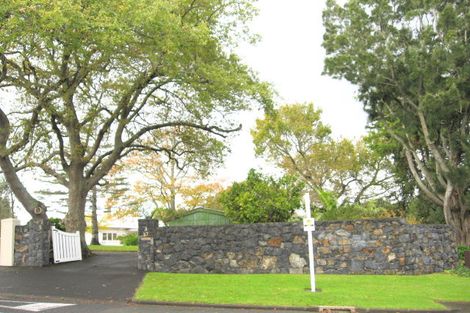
(105, 126), (228, 218)
(181, 182), (225, 210)
(105, 156), (188, 217)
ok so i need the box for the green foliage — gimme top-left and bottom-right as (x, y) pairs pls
(450, 265), (470, 278)
(252, 103), (396, 209)
(0, 0), (272, 234)
(457, 246), (470, 261)
(118, 233), (138, 246)
(219, 169), (304, 223)
(314, 189), (390, 221)
(151, 208), (187, 223)
(89, 245), (137, 252)
(406, 197), (445, 224)
(323, 0), (470, 243)
(49, 217), (66, 231)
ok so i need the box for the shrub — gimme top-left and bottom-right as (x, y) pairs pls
(457, 246), (470, 261)
(220, 169), (304, 224)
(451, 265), (470, 277)
(49, 217), (66, 231)
(118, 233), (138, 246)
(151, 208), (187, 223)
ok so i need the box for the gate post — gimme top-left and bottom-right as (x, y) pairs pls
(138, 219), (158, 271)
(0, 218), (19, 266)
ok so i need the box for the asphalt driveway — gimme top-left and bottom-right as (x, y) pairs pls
(0, 252), (144, 302)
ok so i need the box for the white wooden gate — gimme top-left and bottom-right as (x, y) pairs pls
(51, 226), (82, 264)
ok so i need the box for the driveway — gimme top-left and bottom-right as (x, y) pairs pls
(0, 252), (144, 302)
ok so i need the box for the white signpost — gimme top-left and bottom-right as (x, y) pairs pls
(303, 193), (316, 292)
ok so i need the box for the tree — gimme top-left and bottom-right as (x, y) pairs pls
(252, 103), (394, 209)
(181, 182), (225, 210)
(105, 126), (225, 216)
(0, 0), (271, 253)
(323, 0), (470, 244)
(219, 169), (304, 223)
(0, 110), (48, 223)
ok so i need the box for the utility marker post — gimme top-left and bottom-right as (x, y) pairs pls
(303, 193), (316, 292)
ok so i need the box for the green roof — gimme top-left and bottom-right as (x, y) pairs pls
(168, 207), (231, 226)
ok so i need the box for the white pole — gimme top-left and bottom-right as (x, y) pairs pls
(303, 193), (316, 292)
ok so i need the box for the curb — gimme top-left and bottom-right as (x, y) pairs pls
(0, 293), (129, 305)
(132, 300), (459, 313)
(133, 300), (314, 311)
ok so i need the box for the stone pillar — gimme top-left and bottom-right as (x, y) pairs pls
(14, 219), (51, 267)
(138, 219), (158, 271)
(0, 218), (19, 266)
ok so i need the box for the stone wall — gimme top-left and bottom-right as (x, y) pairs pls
(138, 218), (458, 274)
(14, 219), (51, 266)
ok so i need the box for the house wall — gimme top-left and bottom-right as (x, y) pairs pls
(85, 228), (136, 246)
(138, 218), (457, 274)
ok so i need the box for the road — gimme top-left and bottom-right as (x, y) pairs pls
(0, 252), (143, 301)
(0, 252), (309, 313)
(0, 299), (311, 313)
(0, 252), (466, 313)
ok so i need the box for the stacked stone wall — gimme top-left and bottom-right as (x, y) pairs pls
(14, 219), (51, 266)
(138, 218), (457, 274)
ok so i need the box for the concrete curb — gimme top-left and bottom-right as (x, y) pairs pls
(132, 300), (459, 313)
(0, 293), (128, 305)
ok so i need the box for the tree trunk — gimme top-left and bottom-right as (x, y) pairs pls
(64, 165), (91, 258)
(0, 109), (47, 221)
(90, 186), (100, 245)
(443, 188), (470, 246)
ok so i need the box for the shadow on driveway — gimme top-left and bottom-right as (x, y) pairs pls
(0, 252), (145, 302)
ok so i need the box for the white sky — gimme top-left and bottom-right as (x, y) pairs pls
(10, 0), (368, 222)
(215, 0), (367, 183)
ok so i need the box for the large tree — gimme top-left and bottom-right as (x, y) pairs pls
(252, 103), (394, 208)
(0, 0), (271, 253)
(323, 0), (470, 244)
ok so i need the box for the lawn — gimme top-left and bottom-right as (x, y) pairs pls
(88, 245), (138, 252)
(134, 273), (470, 310)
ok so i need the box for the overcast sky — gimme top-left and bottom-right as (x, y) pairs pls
(215, 0), (368, 183)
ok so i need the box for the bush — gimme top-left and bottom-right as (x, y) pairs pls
(449, 246), (470, 277)
(118, 233), (138, 246)
(457, 246), (470, 261)
(451, 265), (470, 277)
(49, 217), (66, 231)
(314, 190), (389, 221)
(220, 169), (304, 224)
(151, 208), (187, 223)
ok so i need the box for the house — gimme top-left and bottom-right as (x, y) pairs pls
(85, 215), (138, 246)
(168, 207), (231, 226)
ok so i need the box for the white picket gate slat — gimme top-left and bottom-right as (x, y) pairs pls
(51, 226), (82, 264)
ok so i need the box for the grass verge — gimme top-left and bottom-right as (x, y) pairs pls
(88, 245), (138, 252)
(134, 273), (469, 310)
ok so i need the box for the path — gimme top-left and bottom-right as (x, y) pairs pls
(0, 252), (144, 302)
